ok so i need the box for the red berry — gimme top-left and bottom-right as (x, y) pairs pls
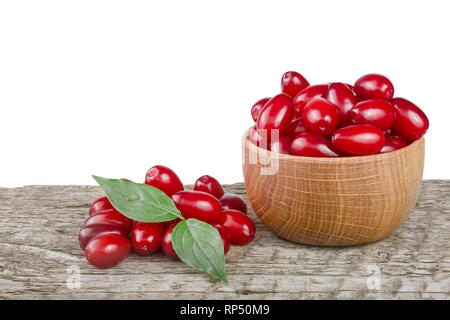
(89, 196), (113, 216)
(247, 125), (269, 149)
(194, 175), (224, 199)
(380, 136), (408, 153)
(85, 234), (131, 269)
(172, 190), (222, 222)
(145, 165), (184, 197)
(131, 222), (164, 255)
(256, 93), (293, 139)
(217, 210), (256, 245)
(292, 84), (327, 118)
(291, 132), (340, 157)
(332, 124), (385, 156)
(302, 97), (339, 136)
(391, 97), (429, 141)
(219, 193), (247, 214)
(281, 71), (310, 98)
(325, 82), (357, 127)
(354, 73), (394, 100)
(84, 209), (133, 234)
(161, 221), (179, 260)
(349, 99), (396, 130)
(78, 223), (128, 250)
(287, 118), (308, 138)
(251, 97), (271, 122)
(208, 223), (231, 254)
(270, 136), (293, 155)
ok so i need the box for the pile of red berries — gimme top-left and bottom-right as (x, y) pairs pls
(79, 166), (255, 268)
(249, 72), (429, 157)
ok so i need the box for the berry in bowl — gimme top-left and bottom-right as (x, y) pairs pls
(243, 72), (428, 246)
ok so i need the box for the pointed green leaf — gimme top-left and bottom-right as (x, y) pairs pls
(172, 219), (228, 284)
(92, 175), (183, 222)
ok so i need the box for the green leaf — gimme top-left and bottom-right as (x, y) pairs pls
(92, 175), (183, 222)
(172, 219), (228, 284)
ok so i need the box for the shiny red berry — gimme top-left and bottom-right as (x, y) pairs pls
(251, 97), (271, 122)
(302, 97), (339, 136)
(161, 221), (179, 260)
(89, 196), (113, 216)
(281, 71), (310, 98)
(217, 210), (256, 245)
(380, 136), (408, 153)
(256, 93), (293, 139)
(391, 97), (429, 141)
(287, 118), (308, 138)
(354, 73), (394, 100)
(219, 193), (247, 214)
(291, 132), (340, 157)
(292, 84), (327, 118)
(145, 165), (184, 197)
(270, 136), (293, 155)
(172, 190), (222, 222)
(85, 234), (131, 269)
(131, 222), (164, 255)
(332, 124), (385, 156)
(208, 223), (231, 254)
(349, 99), (396, 130)
(194, 175), (224, 199)
(84, 209), (133, 234)
(248, 125), (269, 149)
(78, 223), (128, 250)
(325, 82), (357, 127)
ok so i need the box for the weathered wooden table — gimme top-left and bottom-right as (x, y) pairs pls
(0, 181), (449, 299)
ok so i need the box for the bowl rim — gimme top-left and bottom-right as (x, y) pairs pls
(243, 127), (425, 163)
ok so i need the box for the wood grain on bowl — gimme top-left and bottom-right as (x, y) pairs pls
(242, 128), (425, 246)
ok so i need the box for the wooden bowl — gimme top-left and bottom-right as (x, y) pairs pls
(242, 128), (425, 246)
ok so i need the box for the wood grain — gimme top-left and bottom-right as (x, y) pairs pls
(243, 132), (425, 246)
(0, 181), (449, 300)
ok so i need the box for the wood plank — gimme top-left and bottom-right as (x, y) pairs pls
(0, 181), (449, 299)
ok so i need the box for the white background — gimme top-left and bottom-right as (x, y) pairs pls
(1, 0), (449, 187)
